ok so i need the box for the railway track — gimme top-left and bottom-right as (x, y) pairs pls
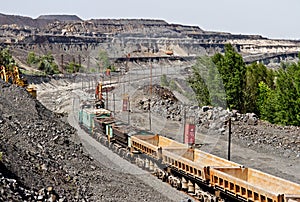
(69, 94), (191, 202)
(76, 102), (300, 202)
(83, 124), (218, 202)
(37, 72), (297, 202)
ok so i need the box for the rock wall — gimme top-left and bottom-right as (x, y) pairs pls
(1, 13), (300, 69)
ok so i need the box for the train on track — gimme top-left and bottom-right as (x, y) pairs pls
(78, 101), (300, 202)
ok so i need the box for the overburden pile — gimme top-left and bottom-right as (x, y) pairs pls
(0, 80), (169, 201)
(0, 80), (96, 201)
(137, 85), (300, 159)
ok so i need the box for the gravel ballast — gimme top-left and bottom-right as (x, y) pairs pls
(0, 80), (189, 201)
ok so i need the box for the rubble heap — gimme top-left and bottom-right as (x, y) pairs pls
(137, 85), (300, 158)
(0, 80), (170, 201)
(0, 171), (60, 202)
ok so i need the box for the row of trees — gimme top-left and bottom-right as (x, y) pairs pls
(27, 52), (84, 74)
(27, 52), (60, 74)
(27, 50), (115, 74)
(188, 44), (300, 126)
(1, 48), (115, 75)
(258, 63), (300, 125)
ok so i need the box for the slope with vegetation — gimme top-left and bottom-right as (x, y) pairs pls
(188, 44), (300, 126)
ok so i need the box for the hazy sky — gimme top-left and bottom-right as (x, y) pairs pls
(2, 0), (299, 39)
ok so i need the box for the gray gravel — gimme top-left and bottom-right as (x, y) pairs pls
(0, 79), (190, 201)
(34, 74), (300, 199)
(68, 91), (190, 202)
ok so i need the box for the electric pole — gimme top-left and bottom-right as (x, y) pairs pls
(87, 55), (90, 71)
(113, 93), (115, 115)
(228, 118), (232, 161)
(148, 99), (151, 131)
(183, 105), (186, 144)
(106, 88), (108, 110)
(149, 58), (152, 131)
(128, 96), (130, 125)
(61, 54), (64, 73)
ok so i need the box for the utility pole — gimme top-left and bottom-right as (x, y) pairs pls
(149, 58), (152, 131)
(78, 54), (81, 67)
(87, 55), (90, 72)
(126, 53), (130, 84)
(128, 96), (130, 125)
(150, 61), (152, 95)
(61, 54), (64, 73)
(148, 99), (151, 131)
(167, 64), (168, 75)
(228, 118), (232, 161)
(106, 88), (108, 110)
(113, 93), (115, 115)
(183, 106), (186, 144)
(123, 83), (126, 96)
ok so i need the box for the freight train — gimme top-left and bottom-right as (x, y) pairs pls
(78, 102), (300, 202)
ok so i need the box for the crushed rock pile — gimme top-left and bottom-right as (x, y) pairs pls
(0, 80), (170, 201)
(0, 170), (60, 202)
(233, 120), (300, 158)
(136, 85), (300, 158)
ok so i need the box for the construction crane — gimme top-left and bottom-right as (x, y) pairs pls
(0, 65), (37, 97)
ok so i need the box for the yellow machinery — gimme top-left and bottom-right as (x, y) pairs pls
(95, 82), (104, 108)
(0, 65), (37, 97)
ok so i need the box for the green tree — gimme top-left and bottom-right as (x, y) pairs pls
(187, 56), (226, 107)
(188, 67), (211, 106)
(37, 53), (59, 75)
(212, 44), (246, 112)
(257, 61), (300, 126)
(273, 66), (300, 125)
(244, 62), (275, 115)
(65, 62), (81, 73)
(98, 49), (111, 73)
(169, 79), (177, 91)
(160, 74), (169, 86)
(257, 81), (276, 122)
(108, 65), (116, 72)
(27, 51), (38, 65)
(0, 48), (16, 70)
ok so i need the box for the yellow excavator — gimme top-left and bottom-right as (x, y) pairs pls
(0, 65), (37, 97)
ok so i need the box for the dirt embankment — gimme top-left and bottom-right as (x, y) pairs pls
(0, 79), (173, 201)
(3, 74), (298, 202)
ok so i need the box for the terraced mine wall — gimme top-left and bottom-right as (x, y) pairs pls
(1, 15), (300, 68)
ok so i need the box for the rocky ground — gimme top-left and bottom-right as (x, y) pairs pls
(134, 84), (300, 159)
(0, 79), (174, 201)
(1, 71), (299, 202)
(34, 73), (300, 185)
(130, 82), (300, 184)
